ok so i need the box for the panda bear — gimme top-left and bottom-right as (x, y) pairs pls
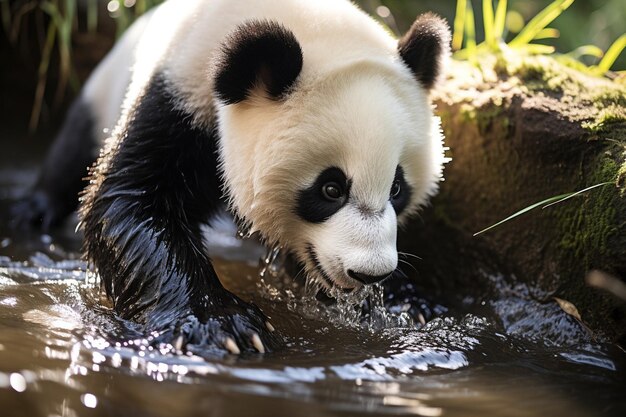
(15, 0), (449, 354)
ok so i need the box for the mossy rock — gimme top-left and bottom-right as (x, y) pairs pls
(401, 54), (626, 343)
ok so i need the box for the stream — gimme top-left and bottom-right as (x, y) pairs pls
(0, 149), (624, 417)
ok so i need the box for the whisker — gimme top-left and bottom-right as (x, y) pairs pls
(398, 259), (418, 274)
(292, 265), (306, 282)
(393, 266), (408, 279)
(398, 251), (422, 261)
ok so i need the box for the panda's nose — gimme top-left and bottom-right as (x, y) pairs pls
(347, 269), (393, 285)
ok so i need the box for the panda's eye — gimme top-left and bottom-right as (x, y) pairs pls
(390, 165), (412, 215)
(296, 167), (350, 224)
(390, 179), (401, 199)
(322, 182), (343, 201)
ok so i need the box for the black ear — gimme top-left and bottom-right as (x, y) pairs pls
(398, 13), (450, 91)
(213, 20), (303, 105)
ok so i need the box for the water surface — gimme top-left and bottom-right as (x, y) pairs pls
(0, 160), (624, 417)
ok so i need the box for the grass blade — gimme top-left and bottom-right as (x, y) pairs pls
(29, 23), (56, 132)
(474, 182), (612, 236)
(518, 43), (555, 54)
(483, 0), (495, 48)
(136, 0), (147, 16)
(534, 28), (560, 40)
(54, 0), (75, 105)
(473, 193), (570, 236)
(597, 34), (626, 72)
(566, 44), (604, 59)
(465, 0), (477, 59)
(509, 0), (574, 47)
(452, 0), (467, 51)
(1, 0), (11, 36)
(87, 0), (98, 32)
(541, 182), (612, 209)
(9, 1), (38, 43)
(493, 0), (507, 41)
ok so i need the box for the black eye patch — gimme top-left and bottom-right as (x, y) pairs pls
(390, 166), (412, 215)
(296, 167), (350, 223)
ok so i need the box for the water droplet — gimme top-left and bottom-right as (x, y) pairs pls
(376, 5), (391, 18)
(81, 393), (98, 408)
(259, 244), (286, 279)
(107, 1), (120, 14)
(236, 221), (252, 239)
(9, 373), (26, 392)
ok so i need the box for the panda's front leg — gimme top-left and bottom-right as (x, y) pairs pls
(148, 278), (277, 355)
(80, 74), (277, 354)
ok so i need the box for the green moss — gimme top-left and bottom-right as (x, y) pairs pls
(459, 104), (477, 123)
(436, 51), (626, 340)
(512, 57), (626, 139)
(557, 155), (622, 268)
(460, 103), (509, 135)
(503, 55), (581, 94)
(592, 89), (626, 109)
(582, 107), (626, 133)
(617, 146), (626, 194)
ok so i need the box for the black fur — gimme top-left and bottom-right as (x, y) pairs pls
(391, 166), (412, 215)
(213, 20), (303, 104)
(347, 270), (392, 285)
(296, 167), (351, 224)
(398, 13), (450, 91)
(12, 97), (97, 229)
(80, 73), (276, 353)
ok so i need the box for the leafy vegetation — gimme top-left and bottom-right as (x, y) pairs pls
(2, 0), (624, 130)
(2, 0), (163, 130)
(451, 0), (625, 77)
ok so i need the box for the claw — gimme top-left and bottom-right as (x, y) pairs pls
(174, 335), (184, 351)
(224, 337), (241, 355)
(251, 333), (265, 353)
(266, 321), (275, 332)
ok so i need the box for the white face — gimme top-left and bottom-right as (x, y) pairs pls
(218, 67), (445, 291)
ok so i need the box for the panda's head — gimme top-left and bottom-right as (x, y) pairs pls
(213, 15), (450, 291)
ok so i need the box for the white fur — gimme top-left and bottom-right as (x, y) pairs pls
(95, 0), (446, 290)
(81, 9), (154, 146)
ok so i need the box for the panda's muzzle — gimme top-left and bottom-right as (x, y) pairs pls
(306, 244), (356, 291)
(347, 269), (392, 285)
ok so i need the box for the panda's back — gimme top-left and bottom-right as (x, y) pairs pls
(121, 0), (399, 123)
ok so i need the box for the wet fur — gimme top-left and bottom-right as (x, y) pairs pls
(80, 73), (278, 351)
(15, 0), (450, 353)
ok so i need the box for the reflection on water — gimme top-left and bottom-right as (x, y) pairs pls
(0, 166), (625, 417)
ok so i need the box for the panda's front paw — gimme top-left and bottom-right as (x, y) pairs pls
(10, 190), (64, 230)
(164, 290), (279, 355)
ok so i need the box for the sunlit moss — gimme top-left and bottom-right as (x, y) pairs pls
(556, 155), (622, 270)
(447, 53), (626, 138)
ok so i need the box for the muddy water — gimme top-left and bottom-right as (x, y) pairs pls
(1, 162), (625, 417)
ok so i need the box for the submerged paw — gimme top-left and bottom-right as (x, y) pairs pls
(11, 191), (64, 230)
(157, 296), (279, 355)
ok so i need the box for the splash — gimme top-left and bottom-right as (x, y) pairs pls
(0, 251), (90, 283)
(258, 243), (288, 280)
(256, 245), (415, 331)
(301, 281), (415, 331)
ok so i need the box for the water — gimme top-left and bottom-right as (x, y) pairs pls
(1, 163), (625, 417)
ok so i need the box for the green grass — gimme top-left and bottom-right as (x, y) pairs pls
(3, 0), (164, 131)
(453, 0), (625, 76)
(5, 0), (625, 131)
(474, 182), (614, 236)
(596, 34), (626, 73)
